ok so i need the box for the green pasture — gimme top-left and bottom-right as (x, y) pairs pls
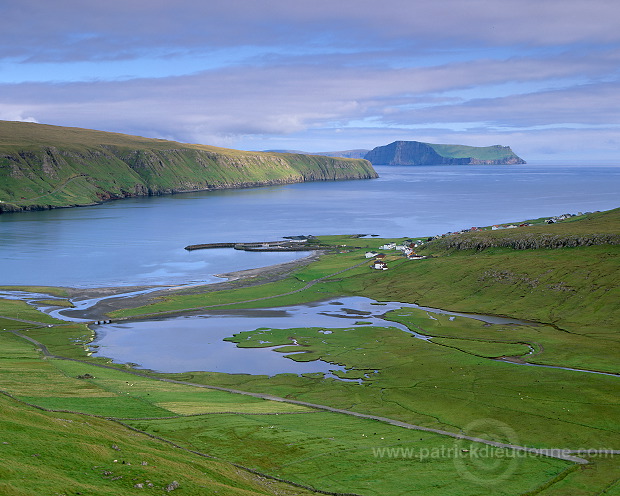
(384, 308), (620, 372)
(0, 209), (618, 494)
(0, 395), (313, 496)
(21, 323), (96, 359)
(0, 298), (65, 325)
(428, 336), (532, 358)
(213, 323), (620, 449)
(0, 330), (312, 419)
(36, 298), (74, 307)
(130, 412), (571, 496)
(0, 285), (69, 297)
(532, 455), (620, 496)
(0, 318), (32, 331)
(49, 360), (313, 416)
(324, 243), (619, 372)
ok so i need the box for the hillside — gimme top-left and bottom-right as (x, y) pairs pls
(265, 149), (370, 159)
(429, 208), (620, 250)
(312, 149), (369, 159)
(0, 121), (377, 212)
(364, 140), (526, 165)
(1, 209), (618, 494)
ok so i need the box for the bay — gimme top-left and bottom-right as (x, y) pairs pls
(0, 163), (618, 288)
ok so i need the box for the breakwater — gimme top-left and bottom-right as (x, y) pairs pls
(184, 243), (236, 250)
(184, 240), (330, 252)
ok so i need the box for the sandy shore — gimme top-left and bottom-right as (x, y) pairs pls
(64, 251), (322, 320)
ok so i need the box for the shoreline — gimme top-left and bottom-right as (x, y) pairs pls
(212, 251), (319, 281)
(62, 251), (322, 320)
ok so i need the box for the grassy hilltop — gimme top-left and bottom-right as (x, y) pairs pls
(0, 121), (377, 212)
(364, 140), (526, 165)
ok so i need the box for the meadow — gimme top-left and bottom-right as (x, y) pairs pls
(0, 209), (618, 494)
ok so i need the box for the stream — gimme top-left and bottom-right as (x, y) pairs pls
(2, 288), (617, 379)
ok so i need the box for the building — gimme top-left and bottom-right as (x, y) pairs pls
(379, 242), (397, 250)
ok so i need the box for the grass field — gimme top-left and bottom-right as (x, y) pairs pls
(0, 321), (583, 496)
(0, 392), (319, 496)
(0, 209), (618, 494)
(130, 412), (571, 496)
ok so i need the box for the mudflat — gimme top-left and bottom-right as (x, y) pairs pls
(64, 251), (321, 320)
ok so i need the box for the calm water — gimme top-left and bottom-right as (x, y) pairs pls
(89, 297), (545, 375)
(0, 164), (618, 288)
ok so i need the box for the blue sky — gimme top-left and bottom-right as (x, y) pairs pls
(1, 0), (619, 162)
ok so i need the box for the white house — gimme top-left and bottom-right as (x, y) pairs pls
(365, 251), (379, 258)
(379, 242), (397, 250)
(371, 260), (388, 270)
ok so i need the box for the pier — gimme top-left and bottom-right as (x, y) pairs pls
(184, 239), (332, 252)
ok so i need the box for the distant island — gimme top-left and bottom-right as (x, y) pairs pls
(0, 121), (377, 213)
(364, 140), (526, 165)
(267, 140), (526, 165)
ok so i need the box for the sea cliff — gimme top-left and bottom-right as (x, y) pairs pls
(0, 121), (377, 212)
(364, 140), (526, 165)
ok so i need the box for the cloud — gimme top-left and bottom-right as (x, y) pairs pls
(3, 49), (617, 134)
(381, 80), (620, 128)
(3, 0), (620, 63)
(0, 106), (38, 123)
(1, 0), (619, 159)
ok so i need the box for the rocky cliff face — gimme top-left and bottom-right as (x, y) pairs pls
(0, 122), (377, 212)
(364, 141), (526, 165)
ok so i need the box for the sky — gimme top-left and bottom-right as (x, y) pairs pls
(1, 0), (619, 162)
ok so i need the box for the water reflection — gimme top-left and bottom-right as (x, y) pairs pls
(91, 297), (424, 375)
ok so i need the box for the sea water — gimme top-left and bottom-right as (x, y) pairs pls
(0, 164), (618, 288)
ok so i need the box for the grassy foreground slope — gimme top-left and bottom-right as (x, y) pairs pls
(0, 301), (590, 496)
(0, 121), (377, 212)
(0, 393), (318, 496)
(0, 311), (317, 496)
(0, 209), (618, 495)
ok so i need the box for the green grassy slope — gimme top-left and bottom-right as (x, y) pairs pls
(427, 143), (523, 162)
(1, 209), (619, 495)
(0, 316), (577, 496)
(0, 392), (318, 496)
(0, 314), (317, 496)
(324, 210), (620, 373)
(430, 208), (620, 250)
(0, 121), (377, 212)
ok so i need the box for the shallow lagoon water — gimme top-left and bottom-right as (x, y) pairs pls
(91, 297), (405, 375)
(90, 296), (530, 375)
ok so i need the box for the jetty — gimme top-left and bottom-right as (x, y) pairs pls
(184, 239), (330, 252)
